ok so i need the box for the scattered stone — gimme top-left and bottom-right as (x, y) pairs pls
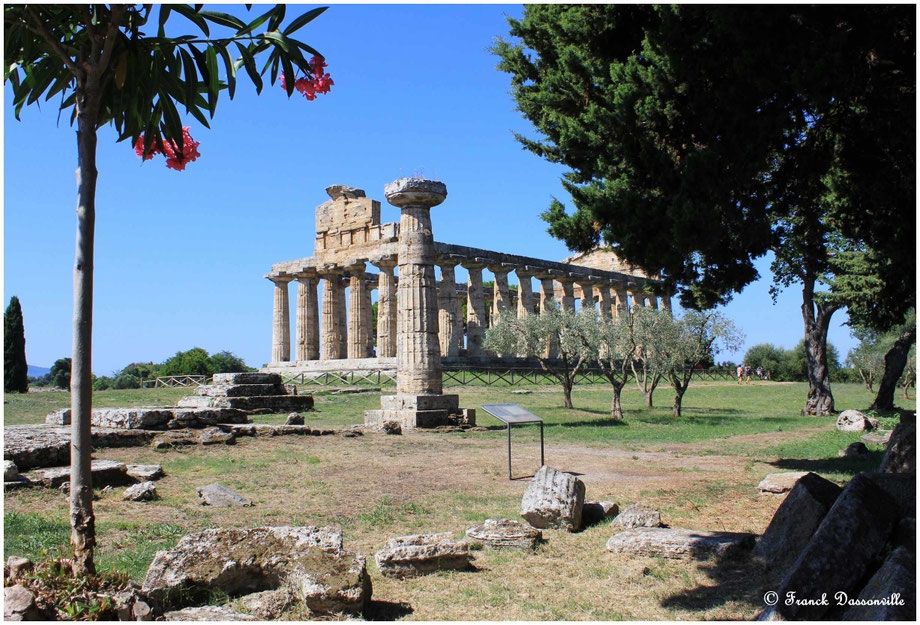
(33, 459), (129, 488)
(284, 412), (305, 426)
(519, 466), (585, 532)
(196, 426), (236, 445)
(3, 585), (45, 621)
(863, 472), (916, 518)
(239, 588), (294, 619)
(762, 474), (900, 620)
(757, 471), (811, 494)
(212, 372), (282, 385)
(894, 516), (915, 550)
(465, 518), (542, 550)
(126, 464), (164, 481)
(754, 472), (842, 573)
(838, 441), (871, 459)
(4, 460), (20, 481)
(45, 408), (71, 425)
(124, 481), (158, 502)
(605, 527), (755, 560)
(164, 606), (257, 621)
(861, 430), (893, 446)
(459, 408), (476, 427)
(879, 414), (915, 474)
(610, 503), (663, 529)
(197, 482), (252, 507)
(841, 545), (915, 620)
(5, 425), (154, 471)
(836, 409), (876, 432)
(381, 420), (402, 435)
(510, 389), (531, 395)
(143, 526), (370, 616)
(375, 532), (473, 578)
(132, 600), (154, 621)
(582, 501), (619, 527)
(151, 431), (196, 449)
(101, 485), (113, 495)
(325, 184), (366, 200)
(5, 556), (33, 581)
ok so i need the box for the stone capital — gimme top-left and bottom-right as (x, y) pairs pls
(487, 262), (514, 276)
(268, 273), (293, 284)
(369, 256), (398, 270)
(385, 177), (447, 209)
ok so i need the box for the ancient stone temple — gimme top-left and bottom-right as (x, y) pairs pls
(263, 178), (669, 428)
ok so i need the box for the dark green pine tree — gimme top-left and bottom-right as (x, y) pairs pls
(4, 296), (29, 393)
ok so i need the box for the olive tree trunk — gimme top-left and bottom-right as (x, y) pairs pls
(70, 84), (100, 575)
(871, 327), (916, 411)
(801, 280), (838, 416)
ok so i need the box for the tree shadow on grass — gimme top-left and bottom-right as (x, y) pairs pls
(365, 600), (414, 620)
(659, 550), (769, 614)
(768, 452), (883, 477)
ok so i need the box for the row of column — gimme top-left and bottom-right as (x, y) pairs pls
(271, 264), (670, 363)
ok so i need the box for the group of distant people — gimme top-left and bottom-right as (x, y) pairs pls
(736, 364), (770, 384)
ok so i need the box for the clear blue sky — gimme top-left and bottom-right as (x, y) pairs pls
(3, 3), (858, 375)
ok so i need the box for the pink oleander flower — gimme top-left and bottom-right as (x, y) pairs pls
(279, 56), (333, 100)
(134, 127), (200, 171)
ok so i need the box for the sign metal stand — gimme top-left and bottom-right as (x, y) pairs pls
(480, 403), (545, 480)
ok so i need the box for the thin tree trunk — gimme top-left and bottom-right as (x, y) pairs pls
(871, 328), (916, 411)
(611, 384), (623, 420)
(673, 389), (684, 418)
(562, 378), (574, 409)
(645, 375), (659, 408)
(70, 87), (99, 575)
(801, 279), (837, 416)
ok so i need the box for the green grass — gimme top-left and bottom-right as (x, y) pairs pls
(2, 387), (189, 426)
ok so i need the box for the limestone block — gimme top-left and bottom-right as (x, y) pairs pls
(5, 556), (34, 581)
(285, 412), (305, 425)
(45, 408), (70, 425)
(123, 481), (158, 502)
(239, 588), (294, 620)
(757, 471), (811, 494)
(196, 383), (287, 397)
(212, 372), (282, 386)
(754, 472), (842, 573)
(465, 519), (542, 550)
(838, 442), (870, 459)
(197, 482), (252, 507)
(34, 459), (129, 488)
(151, 431), (196, 449)
(164, 606), (257, 621)
(126, 464), (164, 481)
(861, 430), (893, 446)
(90, 407), (174, 430)
(836, 409), (876, 432)
(4, 585), (46, 621)
(582, 500), (619, 527)
(520, 466), (585, 532)
(765, 474), (900, 620)
(841, 545), (915, 620)
(4, 460), (19, 482)
(375, 532), (473, 578)
(196, 427), (236, 445)
(610, 503), (662, 529)
(879, 414), (915, 473)
(605, 527), (755, 560)
(863, 472), (915, 518)
(144, 526), (370, 616)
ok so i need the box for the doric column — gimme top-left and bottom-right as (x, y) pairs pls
(347, 261), (369, 359)
(646, 294), (659, 310)
(295, 271), (319, 361)
(372, 259), (398, 358)
(536, 272), (559, 360)
(660, 289), (672, 313)
(437, 260), (461, 359)
(628, 285), (645, 311)
(597, 283), (614, 319)
(320, 270), (343, 360)
(558, 275), (576, 312)
(270, 276), (292, 362)
(516, 267), (535, 319)
(613, 285), (630, 317)
(365, 281), (375, 356)
(337, 275), (348, 357)
(489, 264), (513, 323)
(391, 178), (444, 395)
(577, 278), (596, 309)
(465, 261), (487, 360)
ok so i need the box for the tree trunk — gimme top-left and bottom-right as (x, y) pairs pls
(70, 87), (99, 575)
(801, 280), (837, 416)
(562, 378), (574, 409)
(673, 388), (684, 418)
(611, 385), (623, 420)
(871, 327), (916, 411)
(645, 375), (659, 408)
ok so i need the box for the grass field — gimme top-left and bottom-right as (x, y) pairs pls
(3, 380), (912, 620)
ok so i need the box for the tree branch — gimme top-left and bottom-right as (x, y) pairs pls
(24, 7), (81, 79)
(96, 4), (125, 74)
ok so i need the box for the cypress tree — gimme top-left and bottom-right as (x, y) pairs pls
(4, 296), (29, 393)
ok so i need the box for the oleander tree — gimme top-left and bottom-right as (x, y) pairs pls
(4, 3), (333, 575)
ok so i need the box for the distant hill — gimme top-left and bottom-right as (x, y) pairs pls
(27, 365), (50, 378)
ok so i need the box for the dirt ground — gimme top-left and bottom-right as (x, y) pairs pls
(5, 426), (799, 620)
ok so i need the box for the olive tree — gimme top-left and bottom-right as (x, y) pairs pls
(485, 305), (593, 409)
(575, 308), (636, 420)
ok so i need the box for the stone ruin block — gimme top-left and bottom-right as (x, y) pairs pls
(196, 383), (288, 398)
(754, 472), (842, 574)
(465, 519), (542, 550)
(879, 414), (915, 474)
(33, 459), (130, 488)
(520, 466), (585, 532)
(841, 545), (915, 620)
(605, 527), (755, 560)
(374, 532), (473, 578)
(212, 372), (282, 386)
(757, 471), (811, 494)
(761, 473), (900, 620)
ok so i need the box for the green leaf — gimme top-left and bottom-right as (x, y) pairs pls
(199, 10), (246, 31)
(216, 44), (236, 99)
(179, 49), (198, 112)
(205, 46), (219, 116)
(280, 54), (295, 96)
(234, 42), (261, 93)
(282, 6), (327, 36)
(237, 6), (274, 37)
(267, 5), (286, 32)
(172, 4), (209, 37)
(159, 91), (184, 147)
(291, 39), (324, 61)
